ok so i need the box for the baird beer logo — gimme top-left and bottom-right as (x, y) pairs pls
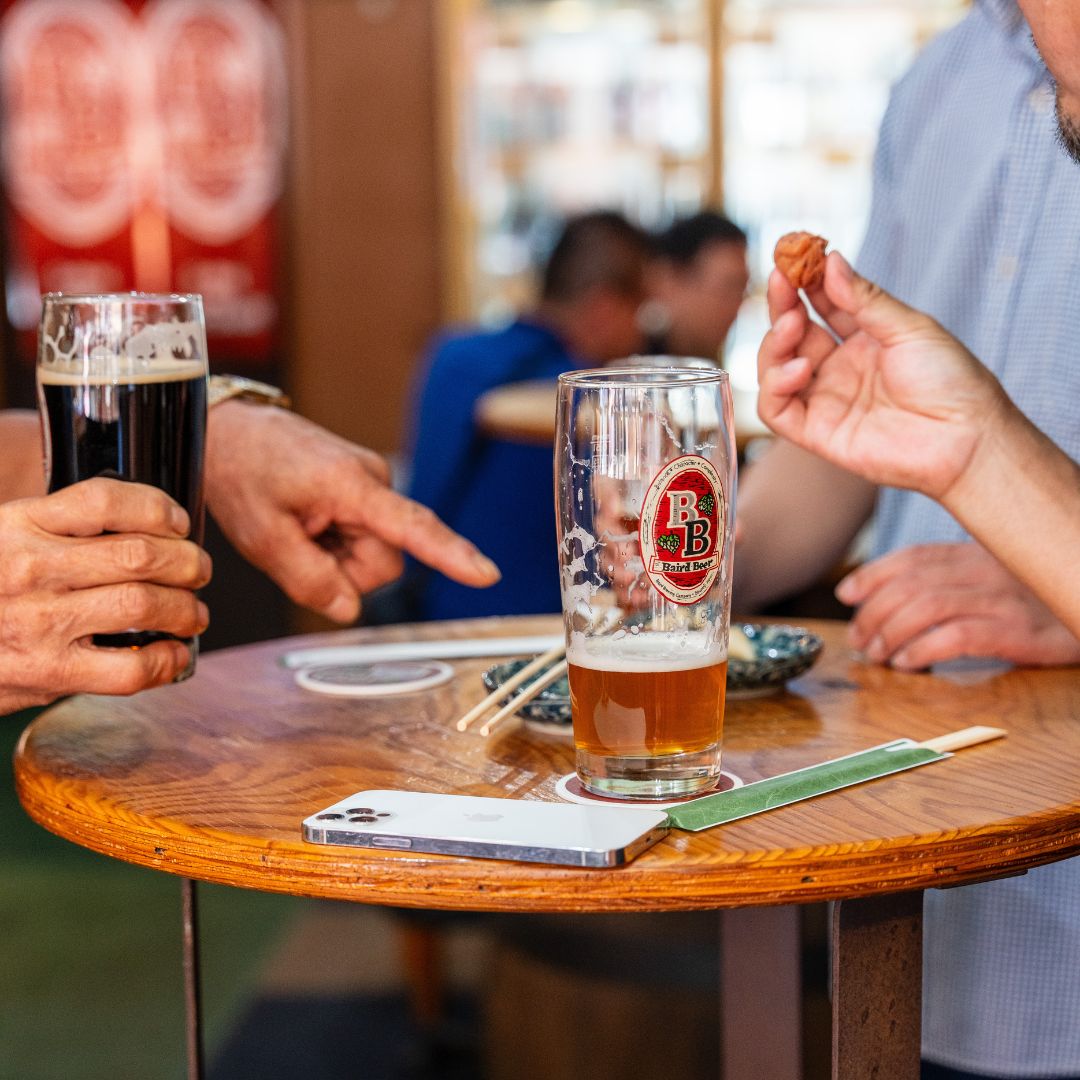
(639, 454), (725, 605)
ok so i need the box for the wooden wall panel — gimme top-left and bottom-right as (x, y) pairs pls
(281, 0), (444, 455)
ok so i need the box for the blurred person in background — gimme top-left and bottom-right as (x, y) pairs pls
(738, 1), (1080, 1077)
(642, 211), (750, 362)
(405, 210), (649, 621)
(0, 399), (500, 712)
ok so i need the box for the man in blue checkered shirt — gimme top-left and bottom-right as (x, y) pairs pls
(738, 1), (1080, 1077)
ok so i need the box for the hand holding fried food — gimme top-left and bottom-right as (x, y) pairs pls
(774, 232), (828, 290)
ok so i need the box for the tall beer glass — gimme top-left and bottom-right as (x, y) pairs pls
(37, 293), (209, 677)
(555, 366), (736, 799)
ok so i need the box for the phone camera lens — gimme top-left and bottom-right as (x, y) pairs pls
(349, 815), (378, 823)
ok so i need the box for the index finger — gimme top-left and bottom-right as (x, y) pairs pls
(350, 486), (501, 587)
(26, 478), (190, 538)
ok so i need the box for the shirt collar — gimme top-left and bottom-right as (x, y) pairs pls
(979, 0), (1046, 76)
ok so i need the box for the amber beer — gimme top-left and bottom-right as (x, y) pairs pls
(568, 634), (726, 760)
(568, 659), (727, 759)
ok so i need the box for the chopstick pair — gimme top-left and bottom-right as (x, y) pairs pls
(456, 642), (568, 737)
(456, 609), (624, 736)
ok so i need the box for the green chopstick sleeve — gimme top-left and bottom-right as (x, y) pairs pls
(665, 741), (946, 832)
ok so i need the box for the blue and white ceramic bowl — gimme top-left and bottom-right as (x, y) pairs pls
(481, 622), (823, 723)
(726, 622), (823, 698)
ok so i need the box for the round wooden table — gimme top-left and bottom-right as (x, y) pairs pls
(15, 616), (1080, 1080)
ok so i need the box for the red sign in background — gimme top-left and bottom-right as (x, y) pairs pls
(0, 0), (286, 393)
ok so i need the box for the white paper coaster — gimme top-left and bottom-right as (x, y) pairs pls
(295, 660), (454, 697)
(554, 770), (743, 809)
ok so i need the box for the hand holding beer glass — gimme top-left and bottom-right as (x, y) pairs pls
(37, 294), (209, 679)
(555, 367), (736, 799)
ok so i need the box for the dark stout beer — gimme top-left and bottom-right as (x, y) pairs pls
(39, 361), (207, 649)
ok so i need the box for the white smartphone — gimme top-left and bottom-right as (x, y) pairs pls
(301, 789), (670, 868)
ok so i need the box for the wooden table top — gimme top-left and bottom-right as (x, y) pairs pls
(15, 616), (1079, 913)
(475, 379), (771, 451)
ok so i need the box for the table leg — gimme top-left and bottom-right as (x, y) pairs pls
(719, 906), (802, 1080)
(831, 891), (922, 1080)
(182, 878), (205, 1080)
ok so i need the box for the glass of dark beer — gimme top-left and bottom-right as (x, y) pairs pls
(37, 293), (209, 679)
(555, 365), (736, 799)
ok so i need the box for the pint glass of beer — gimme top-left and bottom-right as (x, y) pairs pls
(37, 293), (209, 678)
(555, 366), (736, 799)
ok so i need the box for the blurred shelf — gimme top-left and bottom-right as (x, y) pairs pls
(444, 0), (969, 334)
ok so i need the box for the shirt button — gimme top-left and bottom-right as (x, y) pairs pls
(998, 255), (1018, 279)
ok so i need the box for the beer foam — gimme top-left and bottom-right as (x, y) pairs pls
(38, 358), (205, 386)
(567, 630), (726, 672)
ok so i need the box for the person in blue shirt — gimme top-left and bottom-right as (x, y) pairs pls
(757, 251), (1080, 664)
(406, 211), (649, 620)
(742, 2), (1080, 1077)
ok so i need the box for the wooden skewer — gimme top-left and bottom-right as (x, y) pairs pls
(920, 726), (1006, 754)
(456, 642), (566, 732)
(479, 659), (569, 737)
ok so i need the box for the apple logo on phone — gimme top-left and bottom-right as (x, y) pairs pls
(465, 813), (503, 822)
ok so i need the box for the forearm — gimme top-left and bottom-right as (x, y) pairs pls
(0, 411), (45, 503)
(943, 408), (1080, 640)
(733, 439), (876, 611)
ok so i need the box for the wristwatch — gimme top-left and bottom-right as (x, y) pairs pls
(207, 374), (291, 410)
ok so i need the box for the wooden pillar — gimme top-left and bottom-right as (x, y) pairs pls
(278, 0), (445, 458)
(831, 891), (923, 1080)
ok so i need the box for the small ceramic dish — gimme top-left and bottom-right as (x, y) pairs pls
(480, 622), (823, 723)
(726, 622), (823, 698)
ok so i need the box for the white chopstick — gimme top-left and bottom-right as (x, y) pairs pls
(478, 659), (569, 737)
(280, 634), (564, 670)
(920, 726), (1006, 753)
(454, 609), (622, 736)
(456, 642), (567, 732)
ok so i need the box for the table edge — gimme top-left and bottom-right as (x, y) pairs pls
(16, 754), (1080, 913)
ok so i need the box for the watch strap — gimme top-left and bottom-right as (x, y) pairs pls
(207, 374), (291, 410)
